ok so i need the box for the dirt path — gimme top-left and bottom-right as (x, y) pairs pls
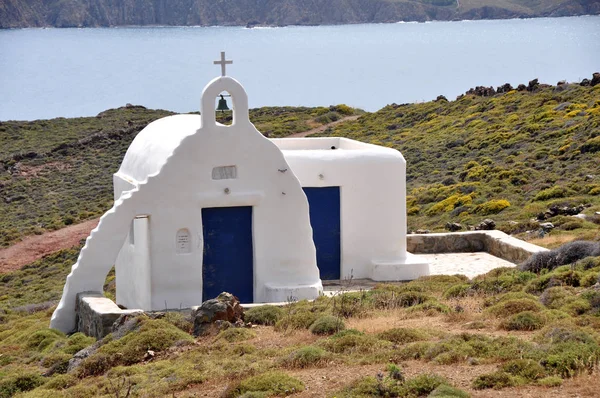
(286, 115), (361, 138)
(0, 218), (99, 273)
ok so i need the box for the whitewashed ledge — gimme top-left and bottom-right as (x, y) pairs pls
(407, 230), (548, 265)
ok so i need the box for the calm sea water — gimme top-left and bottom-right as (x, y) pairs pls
(1, 16), (599, 121)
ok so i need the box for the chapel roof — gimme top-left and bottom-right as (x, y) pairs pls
(116, 114), (200, 184)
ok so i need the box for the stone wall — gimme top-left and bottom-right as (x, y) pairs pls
(407, 230), (547, 265)
(75, 292), (141, 339)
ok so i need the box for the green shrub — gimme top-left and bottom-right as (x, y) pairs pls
(40, 352), (71, 374)
(61, 332), (95, 355)
(26, 329), (65, 352)
(442, 284), (472, 299)
(486, 299), (543, 318)
(537, 376), (563, 387)
(0, 372), (45, 396)
(500, 311), (545, 331)
(543, 342), (600, 377)
(500, 359), (546, 380)
(403, 374), (448, 396)
(521, 241), (600, 273)
(163, 311), (193, 333)
(483, 291), (538, 308)
(283, 346), (328, 368)
(245, 305), (284, 326)
(398, 341), (435, 360)
(560, 298), (591, 316)
(525, 269), (584, 293)
(44, 374), (78, 390)
(333, 292), (368, 318)
(331, 104), (355, 115)
(78, 317), (194, 376)
(535, 323), (600, 377)
(581, 271), (599, 287)
(232, 371), (304, 397)
(218, 328), (256, 342)
(336, 376), (379, 396)
(309, 315), (345, 335)
(406, 301), (451, 314)
(426, 194), (474, 216)
(533, 186), (572, 201)
(472, 268), (537, 294)
(377, 328), (429, 344)
(474, 199), (511, 215)
(315, 111), (341, 124)
(472, 371), (518, 389)
(561, 220), (584, 230)
(318, 331), (390, 354)
(274, 309), (321, 331)
(428, 384), (470, 397)
(580, 136), (600, 153)
(540, 286), (576, 309)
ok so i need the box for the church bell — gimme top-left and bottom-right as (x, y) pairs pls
(216, 95), (230, 112)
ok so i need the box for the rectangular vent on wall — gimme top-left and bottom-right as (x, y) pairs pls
(212, 165), (237, 180)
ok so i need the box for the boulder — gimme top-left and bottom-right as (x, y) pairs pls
(591, 72), (600, 87)
(527, 78), (539, 92)
(475, 219), (496, 231)
(516, 84), (527, 91)
(539, 222), (555, 231)
(466, 86), (496, 97)
(445, 222), (463, 232)
(537, 204), (584, 220)
(192, 292), (244, 336)
(580, 78), (591, 86)
(496, 83), (513, 93)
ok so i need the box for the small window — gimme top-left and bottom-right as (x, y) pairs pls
(212, 165), (237, 180)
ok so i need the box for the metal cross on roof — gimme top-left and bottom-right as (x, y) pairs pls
(214, 51), (233, 76)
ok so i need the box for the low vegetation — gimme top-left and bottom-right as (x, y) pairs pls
(1, 240), (600, 396)
(1, 80), (599, 396)
(318, 82), (600, 243)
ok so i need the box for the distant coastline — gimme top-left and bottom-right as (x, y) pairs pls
(1, 0), (599, 29)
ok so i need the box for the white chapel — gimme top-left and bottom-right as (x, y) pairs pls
(50, 53), (428, 334)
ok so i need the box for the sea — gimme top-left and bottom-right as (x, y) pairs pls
(0, 16), (599, 121)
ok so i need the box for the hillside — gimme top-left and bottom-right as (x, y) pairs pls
(1, 0), (599, 28)
(0, 105), (359, 247)
(2, 243), (600, 396)
(1, 80), (600, 397)
(1, 81), (599, 250)
(320, 78), (600, 246)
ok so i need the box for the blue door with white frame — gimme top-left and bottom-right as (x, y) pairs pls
(202, 206), (253, 302)
(303, 187), (341, 280)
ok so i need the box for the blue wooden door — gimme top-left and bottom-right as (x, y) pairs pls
(303, 187), (341, 280)
(202, 206), (253, 302)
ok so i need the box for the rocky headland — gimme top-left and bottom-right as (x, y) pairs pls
(1, 0), (599, 28)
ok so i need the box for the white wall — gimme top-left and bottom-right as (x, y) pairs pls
(115, 216), (151, 310)
(113, 76), (322, 311)
(273, 137), (429, 281)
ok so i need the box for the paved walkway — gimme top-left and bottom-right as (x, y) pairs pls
(322, 252), (516, 295)
(424, 252), (516, 279)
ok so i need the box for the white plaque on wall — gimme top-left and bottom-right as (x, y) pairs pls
(176, 229), (191, 254)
